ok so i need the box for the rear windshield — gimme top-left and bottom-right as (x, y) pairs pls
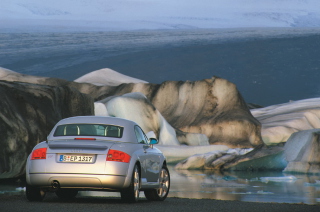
(53, 124), (124, 138)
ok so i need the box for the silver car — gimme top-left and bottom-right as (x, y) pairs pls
(25, 116), (170, 203)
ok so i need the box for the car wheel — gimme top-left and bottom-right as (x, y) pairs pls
(26, 183), (46, 202)
(144, 166), (170, 201)
(55, 189), (78, 201)
(121, 164), (140, 203)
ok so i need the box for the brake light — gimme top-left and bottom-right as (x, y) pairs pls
(31, 148), (47, 160)
(74, 138), (96, 140)
(107, 150), (130, 163)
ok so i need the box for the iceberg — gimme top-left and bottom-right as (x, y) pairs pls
(251, 98), (320, 145)
(175, 148), (253, 170)
(283, 129), (320, 174)
(74, 68), (148, 86)
(95, 92), (209, 146)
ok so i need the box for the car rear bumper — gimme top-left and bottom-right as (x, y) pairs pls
(27, 173), (129, 190)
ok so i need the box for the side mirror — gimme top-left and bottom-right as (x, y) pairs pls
(146, 131), (157, 139)
(149, 138), (158, 145)
(146, 131), (158, 148)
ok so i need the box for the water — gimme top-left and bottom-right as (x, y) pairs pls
(168, 167), (320, 205)
(1, 28), (320, 106)
(1, 166), (319, 205)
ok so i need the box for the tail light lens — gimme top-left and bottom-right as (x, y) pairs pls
(31, 148), (47, 160)
(74, 138), (96, 140)
(107, 149), (130, 163)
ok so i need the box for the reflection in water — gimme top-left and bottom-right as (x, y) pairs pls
(168, 166), (320, 205)
(79, 165), (320, 205)
(2, 165), (318, 205)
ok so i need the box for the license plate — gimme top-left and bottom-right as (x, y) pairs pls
(59, 154), (94, 163)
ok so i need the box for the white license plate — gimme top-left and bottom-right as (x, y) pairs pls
(59, 154), (94, 163)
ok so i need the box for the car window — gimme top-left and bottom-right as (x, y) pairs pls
(134, 126), (148, 144)
(53, 124), (124, 138)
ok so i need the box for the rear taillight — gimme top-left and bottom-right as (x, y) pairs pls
(31, 148), (47, 160)
(74, 138), (96, 140)
(107, 149), (130, 163)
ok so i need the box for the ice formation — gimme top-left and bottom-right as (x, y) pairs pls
(260, 176), (297, 183)
(283, 129), (320, 174)
(89, 76), (263, 148)
(74, 68), (148, 86)
(2, 66), (320, 172)
(0, 67), (262, 148)
(95, 92), (209, 146)
(251, 98), (320, 145)
(175, 148), (253, 170)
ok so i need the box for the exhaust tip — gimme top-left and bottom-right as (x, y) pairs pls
(51, 180), (60, 190)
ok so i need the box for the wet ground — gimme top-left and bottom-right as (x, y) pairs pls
(1, 166), (319, 205)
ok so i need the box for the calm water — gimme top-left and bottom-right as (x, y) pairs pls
(168, 167), (320, 205)
(1, 28), (320, 106)
(1, 166), (319, 205)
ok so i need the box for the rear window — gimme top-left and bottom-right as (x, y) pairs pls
(53, 124), (124, 138)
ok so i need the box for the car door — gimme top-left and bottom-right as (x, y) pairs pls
(134, 126), (161, 183)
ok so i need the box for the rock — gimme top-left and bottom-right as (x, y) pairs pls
(283, 129), (320, 174)
(0, 80), (94, 179)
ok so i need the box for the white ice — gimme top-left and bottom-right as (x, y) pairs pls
(74, 68), (148, 86)
(95, 92), (182, 146)
(1, 0), (320, 32)
(251, 98), (320, 145)
(175, 148), (253, 169)
(260, 176), (297, 183)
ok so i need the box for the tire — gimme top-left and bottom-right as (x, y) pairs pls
(26, 183), (46, 202)
(121, 164), (140, 203)
(144, 166), (170, 201)
(55, 189), (78, 201)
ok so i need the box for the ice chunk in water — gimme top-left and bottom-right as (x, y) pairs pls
(260, 176), (297, 183)
(257, 190), (274, 194)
